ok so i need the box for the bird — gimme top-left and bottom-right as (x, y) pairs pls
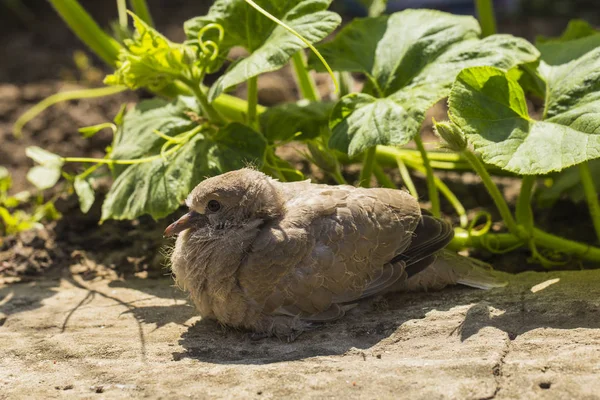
(165, 168), (505, 340)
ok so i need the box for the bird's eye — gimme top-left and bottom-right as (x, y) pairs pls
(207, 200), (221, 212)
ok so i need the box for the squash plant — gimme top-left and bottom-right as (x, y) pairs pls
(16, 0), (600, 266)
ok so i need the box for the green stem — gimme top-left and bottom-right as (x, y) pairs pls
(335, 72), (354, 99)
(449, 229), (523, 252)
(414, 135), (440, 217)
(396, 157), (418, 198)
(116, 0), (127, 28)
(181, 79), (224, 124)
(373, 164), (396, 189)
(246, 76), (259, 129)
(330, 168), (347, 185)
(291, 52), (319, 101)
(13, 86), (127, 137)
(474, 0), (497, 37)
(63, 126), (202, 165)
(129, 0), (154, 27)
(404, 159), (468, 228)
(265, 149), (286, 182)
(212, 90), (266, 123)
(579, 162), (600, 243)
(461, 150), (519, 236)
(359, 147), (377, 188)
(531, 228), (600, 262)
(516, 175), (536, 232)
(49, 0), (121, 67)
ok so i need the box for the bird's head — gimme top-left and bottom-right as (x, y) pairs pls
(164, 168), (284, 238)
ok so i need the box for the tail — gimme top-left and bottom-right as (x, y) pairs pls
(404, 249), (508, 291)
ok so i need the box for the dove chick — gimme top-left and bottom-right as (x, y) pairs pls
(166, 168), (505, 339)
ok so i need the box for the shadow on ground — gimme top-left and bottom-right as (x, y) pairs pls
(2, 271), (600, 366)
(171, 272), (600, 365)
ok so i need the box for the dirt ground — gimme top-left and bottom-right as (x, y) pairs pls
(2, 267), (600, 399)
(2, 2), (600, 399)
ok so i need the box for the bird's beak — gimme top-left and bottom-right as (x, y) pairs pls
(164, 211), (202, 237)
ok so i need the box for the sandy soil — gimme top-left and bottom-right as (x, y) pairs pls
(1, 268), (599, 399)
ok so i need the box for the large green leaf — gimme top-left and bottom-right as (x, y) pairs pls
(101, 123), (267, 221)
(184, 0), (341, 102)
(307, 9), (539, 155)
(260, 100), (334, 143)
(110, 96), (198, 162)
(449, 66), (600, 174)
(206, 123), (268, 172)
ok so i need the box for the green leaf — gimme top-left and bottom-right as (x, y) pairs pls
(104, 13), (200, 91)
(329, 93), (412, 155)
(27, 165), (62, 190)
(25, 146), (64, 168)
(207, 123), (268, 172)
(78, 123), (116, 138)
(185, 0), (341, 101)
(74, 176), (95, 213)
(25, 147), (64, 190)
(537, 19), (598, 44)
(449, 66), (600, 174)
(260, 100), (334, 143)
(536, 20), (600, 66)
(308, 9), (539, 155)
(110, 97), (198, 163)
(101, 123), (267, 221)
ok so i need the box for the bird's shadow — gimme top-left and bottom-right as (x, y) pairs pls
(172, 272), (600, 365)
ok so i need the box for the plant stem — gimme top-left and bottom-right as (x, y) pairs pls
(474, 0), (497, 37)
(181, 79), (224, 124)
(116, 0), (128, 29)
(212, 90), (266, 122)
(579, 161), (600, 243)
(129, 0), (154, 27)
(330, 168), (347, 185)
(461, 149), (519, 236)
(359, 147), (377, 188)
(13, 86), (127, 137)
(291, 52), (319, 101)
(373, 164), (396, 189)
(396, 157), (418, 198)
(49, 0), (121, 67)
(335, 72), (354, 99)
(531, 227), (600, 262)
(449, 229), (523, 252)
(404, 160), (468, 228)
(414, 134), (440, 217)
(246, 76), (259, 129)
(516, 175), (536, 232)
(291, 50), (350, 184)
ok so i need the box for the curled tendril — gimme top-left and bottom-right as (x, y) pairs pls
(466, 211), (493, 237)
(480, 234), (524, 255)
(528, 240), (571, 268)
(198, 23), (224, 61)
(465, 211), (524, 254)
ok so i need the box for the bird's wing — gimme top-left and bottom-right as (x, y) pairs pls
(238, 186), (422, 321)
(395, 249), (508, 292)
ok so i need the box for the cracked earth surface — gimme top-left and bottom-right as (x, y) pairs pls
(1, 269), (600, 399)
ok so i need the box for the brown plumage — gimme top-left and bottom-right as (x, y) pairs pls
(166, 168), (505, 340)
